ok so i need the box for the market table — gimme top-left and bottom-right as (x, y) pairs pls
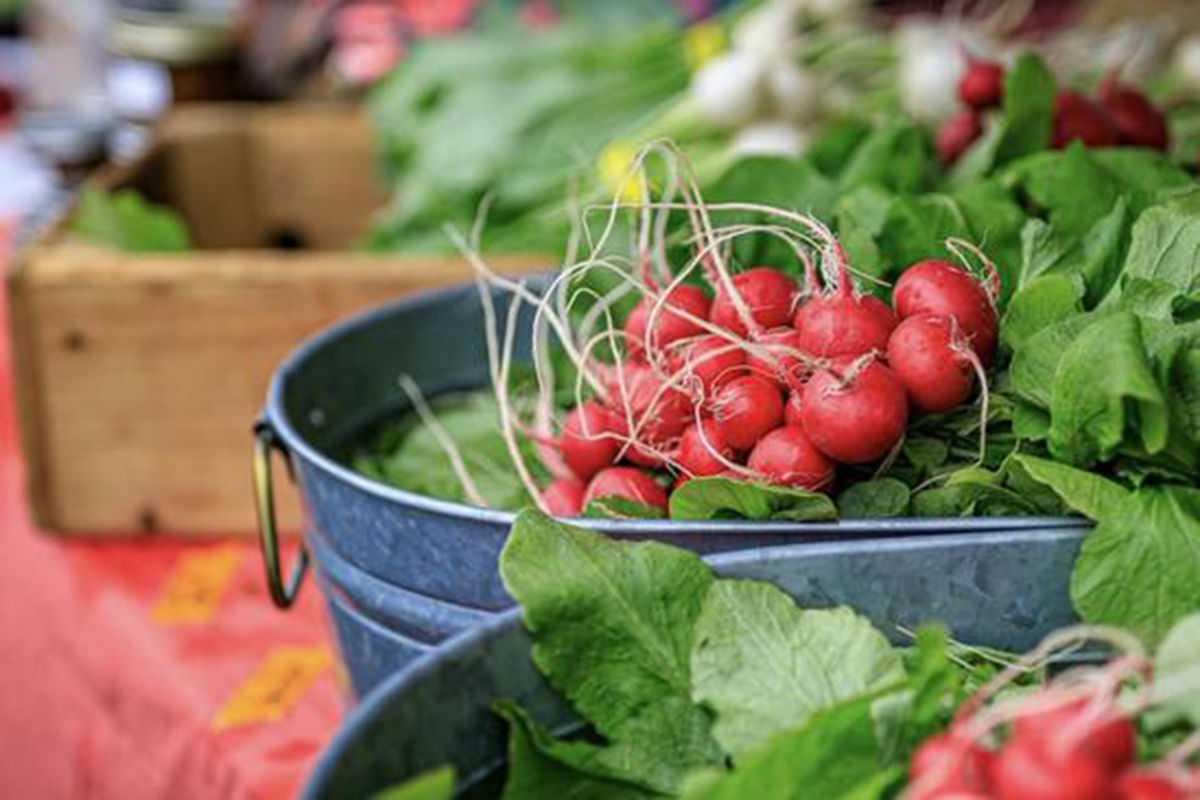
(0, 225), (344, 800)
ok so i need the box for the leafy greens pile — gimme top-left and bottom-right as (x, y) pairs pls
(364, 23), (699, 254)
(356, 53), (1200, 649)
(69, 186), (193, 252)
(377, 513), (1200, 800)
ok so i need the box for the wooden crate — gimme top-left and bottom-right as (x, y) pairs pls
(8, 104), (546, 536)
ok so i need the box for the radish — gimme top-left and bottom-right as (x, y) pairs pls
(560, 401), (620, 480)
(691, 51), (767, 129)
(800, 360), (909, 464)
(1116, 770), (1187, 800)
(583, 467), (668, 513)
(1098, 79), (1169, 151)
(1052, 91), (1120, 149)
(607, 361), (693, 467)
(991, 737), (1116, 800)
(793, 254), (897, 360)
(893, 259), (998, 364)
(767, 62), (820, 123)
(675, 418), (735, 478)
(746, 425), (835, 491)
(937, 109), (982, 165)
(542, 477), (585, 517)
(909, 732), (993, 799)
(959, 56), (1005, 110)
(623, 284), (711, 357)
(730, 121), (809, 159)
(1010, 697), (1136, 771)
(712, 375), (785, 452)
(784, 391), (803, 427)
(745, 327), (805, 391)
(671, 333), (747, 399)
(709, 267), (799, 338)
(886, 315), (976, 413)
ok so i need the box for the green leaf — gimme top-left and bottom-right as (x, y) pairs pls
(1009, 313), (1106, 410)
(837, 479), (911, 519)
(902, 437), (950, 471)
(356, 393), (546, 509)
(494, 701), (662, 800)
(691, 580), (905, 756)
(839, 120), (931, 195)
(372, 768), (455, 800)
(1047, 313), (1170, 467)
(668, 477), (838, 522)
(1071, 486), (1200, 648)
(681, 696), (902, 800)
(1010, 455), (1129, 521)
(707, 156), (839, 270)
(1009, 144), (1120, 236)
(583, 496), (665, 520)
(1120, 190), (1200, 300)
(951, 53), (1055, 183)
(1150, 614), (1200, 728)
(499, 511), (723, 791)
(1001, 274), (1083, 354)
(70, 187), (192, 252)
(1012, 400), (1051, 441)
(806, 118), (874, 177)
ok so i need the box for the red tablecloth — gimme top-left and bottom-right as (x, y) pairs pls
(0, 226), (344, 799)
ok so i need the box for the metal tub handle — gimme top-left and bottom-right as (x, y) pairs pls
(253, 420), (309, 609)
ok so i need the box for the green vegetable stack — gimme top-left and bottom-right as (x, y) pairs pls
(357, 52), (1199, 665)
(378, 515), (1200, 799)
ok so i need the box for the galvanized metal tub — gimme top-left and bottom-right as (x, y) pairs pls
(303, 534), (1086, 798)
(254, 280), (1089, 693)
(255, 281), (1086, 604)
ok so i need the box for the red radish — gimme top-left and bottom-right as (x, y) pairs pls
(712, 375), (785, 452)
(746, 426), (835, 490)
(793, 253), (897, 360)
(709, 267), (798, 337)
(991, 737), (1116, 800)
(745, 327), (806, 390)
(1116, 770), (1186, 800)
(675, 418), (735, 477)
(784, 391), (803, 427)
(937, 109), (983, 165)
(542, 478), (585, 516)
(909, 732), (993, 798)
(606, 361), (693, 467)
(583, 467), (668, 513)
(1010, 697), (1136, 771)
(886, 315), (976, 413)
(671, 334), (747, 398)
(1052, 91), (1120, 149)
(893, 259), (998, 363)
(801, 360), (909, 464)
(959, 57), (1005, 109)
(1098, 80), (1169, 151)
(623, 284), (711, 356)
(560, 401), (620, 480)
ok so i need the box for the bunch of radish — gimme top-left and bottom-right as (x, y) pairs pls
(528, 232), (998, 518)
(938, 54), (1171, 165)
(908, 627), (1199, 800)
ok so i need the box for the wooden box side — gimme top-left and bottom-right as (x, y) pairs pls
(10, 240), (547, 535)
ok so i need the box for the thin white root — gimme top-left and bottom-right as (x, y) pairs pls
(945, 237), (1002, 308)
(398, 375), (490, 508)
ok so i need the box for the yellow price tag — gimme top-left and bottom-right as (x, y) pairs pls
(683, 21), (726, 72)
(597, 141), (646, 205)
(152, 544), (243, 626)
(214, 646), (333, 730)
